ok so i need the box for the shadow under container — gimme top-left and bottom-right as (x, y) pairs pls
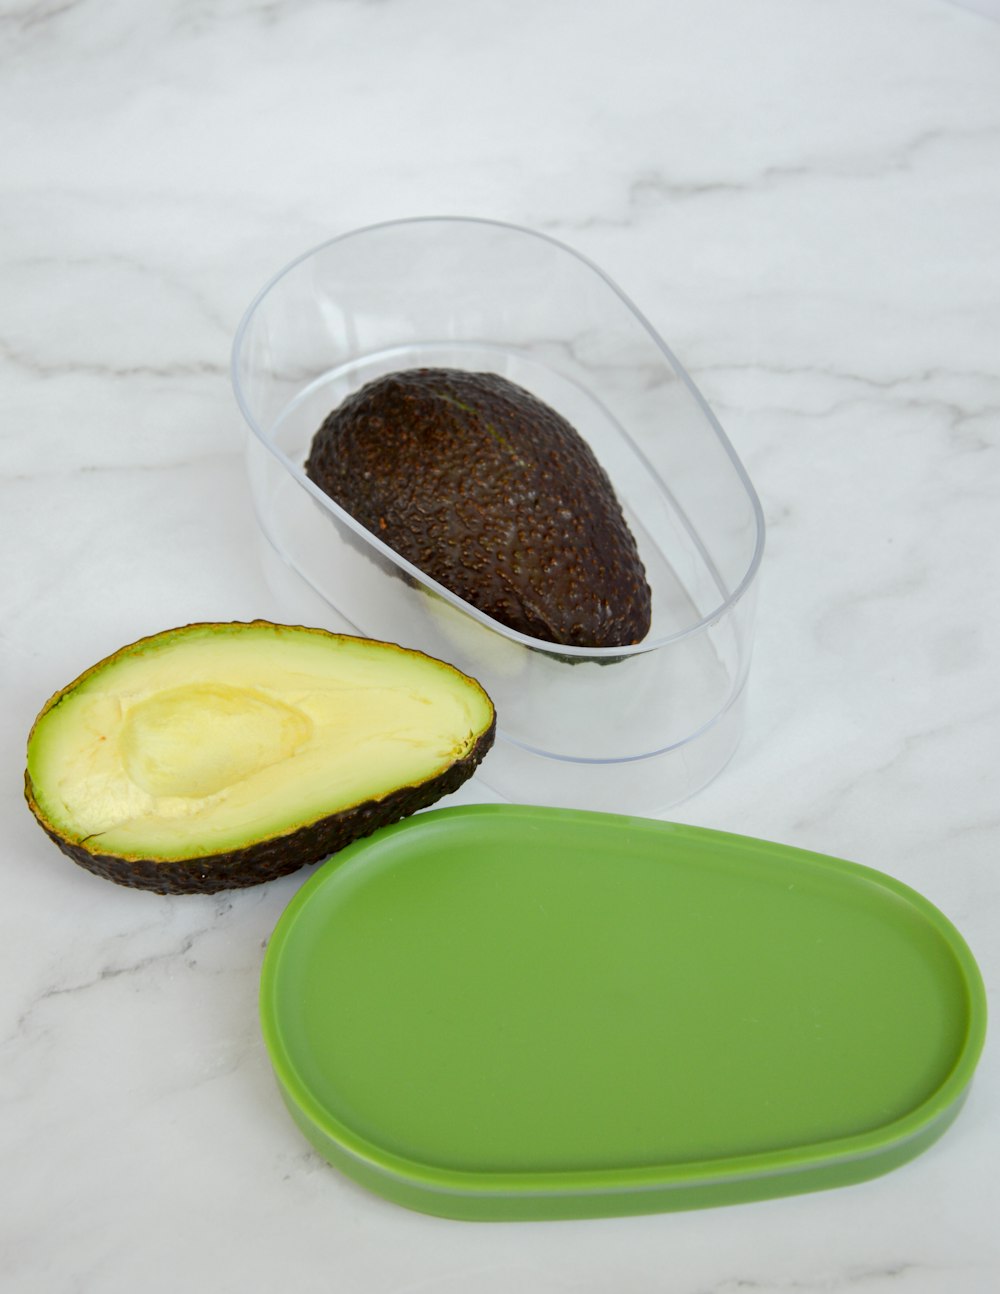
(232, 217), (764, 816)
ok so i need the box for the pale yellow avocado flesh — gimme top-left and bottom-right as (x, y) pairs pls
(27, 623), (494, 861)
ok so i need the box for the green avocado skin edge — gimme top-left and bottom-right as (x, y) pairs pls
(259, 805), (987, 1222)
(24, 734), (493, 896)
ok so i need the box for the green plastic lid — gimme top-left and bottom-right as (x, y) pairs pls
(259, 805), (986, 1221)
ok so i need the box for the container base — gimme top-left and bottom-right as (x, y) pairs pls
(480, 697), (746, 815)
(254, 536), (746, 814)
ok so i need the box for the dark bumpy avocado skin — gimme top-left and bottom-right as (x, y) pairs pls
(24, 717), (495, 896)
(306, 369), (652, 649)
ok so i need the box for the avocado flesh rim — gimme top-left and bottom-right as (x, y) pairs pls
(25, 622), (495, 893)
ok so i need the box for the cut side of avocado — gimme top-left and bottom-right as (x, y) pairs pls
(24, 621), (496, 894)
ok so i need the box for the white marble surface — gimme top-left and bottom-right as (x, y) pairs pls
(3, 0), (999, 1289)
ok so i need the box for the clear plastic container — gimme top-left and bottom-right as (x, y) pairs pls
(231, 217), (764, 814)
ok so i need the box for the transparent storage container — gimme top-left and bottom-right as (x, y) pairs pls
(231, 217), (764, 815)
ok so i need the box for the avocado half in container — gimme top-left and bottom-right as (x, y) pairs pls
(24, 621), (495, 894)
(305, 367), (652, 650)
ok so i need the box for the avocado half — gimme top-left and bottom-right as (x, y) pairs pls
(305, 368), (652, 650)
(24, 621), (496, 895)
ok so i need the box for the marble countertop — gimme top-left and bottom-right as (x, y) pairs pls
(3, 0), (999, 1289)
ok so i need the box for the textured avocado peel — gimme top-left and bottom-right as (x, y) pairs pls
(305, 368), (652, 649)
(24, 621), (496, 895)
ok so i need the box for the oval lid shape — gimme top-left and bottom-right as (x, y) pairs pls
(259, 805), (986, 1221)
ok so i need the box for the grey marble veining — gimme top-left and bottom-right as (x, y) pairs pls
(2, 0), (999, 1290)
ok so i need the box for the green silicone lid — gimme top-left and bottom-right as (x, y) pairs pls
(259, 805), (986, 1221)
